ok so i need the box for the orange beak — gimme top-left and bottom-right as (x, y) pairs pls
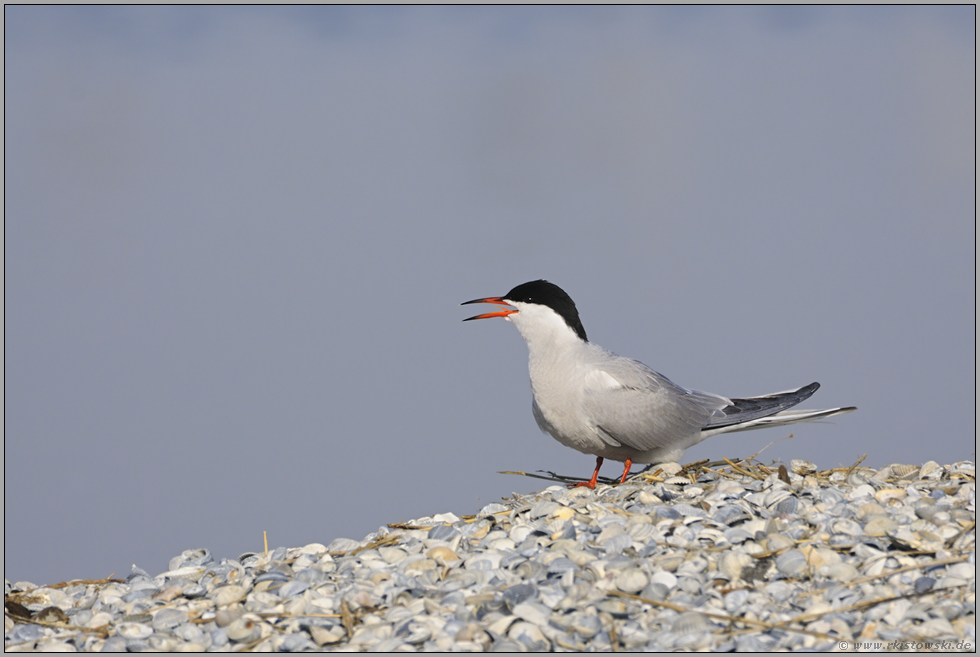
(461, 296), (518, 321)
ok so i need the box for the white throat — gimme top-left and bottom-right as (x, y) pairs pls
(505, 301), (585, 355)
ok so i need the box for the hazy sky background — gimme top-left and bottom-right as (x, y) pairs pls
(5, 6), (975, 585)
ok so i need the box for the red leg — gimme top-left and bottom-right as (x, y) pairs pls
(618, 458), (633, 484)
(570, 456), (604, 489)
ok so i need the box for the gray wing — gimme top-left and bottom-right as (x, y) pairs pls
(580, 354), (729, 452)
(703, 382), (820, 430)
(700, 382), (857, 438)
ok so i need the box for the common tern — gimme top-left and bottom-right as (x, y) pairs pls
(462, 280), (856, 489)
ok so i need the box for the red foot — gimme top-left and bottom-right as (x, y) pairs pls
(568, 457), (633, 489)
(619, 458), (633, 484)
(569, 457), (603, 489)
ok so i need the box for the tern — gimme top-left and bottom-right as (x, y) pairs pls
(462, 280), (856, 489)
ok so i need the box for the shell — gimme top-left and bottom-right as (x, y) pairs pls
(614, 568), (649, 593)
(713, 504), (751, 525)
(775, 550), (807, 577)
(889, 464), (920, 480)
(672, 611), (710, 634)
(719, 552), (753, 580)
(790, 460), (817, 475)
(12, 452), (974, 654)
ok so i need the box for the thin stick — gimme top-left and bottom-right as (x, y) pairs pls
(843, 453), (867, 479)
(607, 590), (837, 641)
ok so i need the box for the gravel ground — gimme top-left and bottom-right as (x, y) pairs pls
(4, 458), (975, 652)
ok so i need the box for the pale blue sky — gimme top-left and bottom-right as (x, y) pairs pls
(5, 6), (975, 585)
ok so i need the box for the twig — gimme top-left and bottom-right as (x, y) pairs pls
(743, 434), (795, 463)
(348, 533), (403, 556)
(723, 457), (766, 480)
(778, 582), (967, 627)
(18, 576), (125, 592)
(607, 590), (837, 641)
(677, 459), (710, 475)
(340, 599), (355, 639)
(944, 520), (975, 549)
(498, 469), (619, 485)
(843, 454), (867, 480)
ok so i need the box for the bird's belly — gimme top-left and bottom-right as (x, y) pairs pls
(531, 389), (608, 455)
(533, 401), (691, 462)
(530, 379), (704, 464)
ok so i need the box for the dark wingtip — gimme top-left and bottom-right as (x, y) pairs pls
(798, 382), (820, 399)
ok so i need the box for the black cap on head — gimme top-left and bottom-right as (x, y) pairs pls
(504, 280), (588, 342)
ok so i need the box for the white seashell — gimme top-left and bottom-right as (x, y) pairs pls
(805, 548), (841, 569)
(949, 461), (975, 477)
(775, 550), (807, 576)
(829, 518), (863, 536)
(764, 533), (794, 552)
(946, 563), (975, 580)
(529, 501), (560, 519)
(790, 460), (817, 475)
(614, 568), (649, 593)
(695, 527), (726, 547)
(863, 516), (898, 536)
(378, 547), (408, 564)
(874, 488), (907, 503)
(397, 619), (432, 644)
(570, 612), (603, 637)
(676, 556), (709, 575)
(656, 554), (685, 573)
(907, 618), (957, 640)
(671, 611), (709, 634)
(626, 522), (657, 542)
(508, 621), (549, 649)
(856, 502), (887, 520)
(816, 562), (858, 582)
(719, 552), (752, 580)
(512, 601), (550, 626)
(603, 533), (634, 555)
(775, 495), (799, 515)
(479, 502), (511, 516)
(403, 557), (438, 573)
(212, 585), (248, 607)
(846, 484), (876, 501)
(724, 527), (755, 544)
(309, 625), (345, 646)
(509, 524), (533, 544)
(169, 548), (213, 571)
(325, 537), (360, 554)
(151, 609), (188, 632)
(115, 622), (152, 640)
(650, 570), (678, 589)
(426, 546), (460, 565)
(889, 464), (920, 480)
(713, 504), (751, 525)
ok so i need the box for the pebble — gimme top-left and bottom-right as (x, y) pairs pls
(4, 460), (976, 652)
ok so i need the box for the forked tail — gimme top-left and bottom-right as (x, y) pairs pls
(701, 382), (856, 438)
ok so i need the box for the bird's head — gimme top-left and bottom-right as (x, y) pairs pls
(461, 279), (588, 343)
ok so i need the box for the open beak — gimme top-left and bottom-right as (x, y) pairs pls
(461, 296), (518, 321)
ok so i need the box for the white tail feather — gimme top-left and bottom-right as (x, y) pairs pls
(701, 407), (856, 439)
